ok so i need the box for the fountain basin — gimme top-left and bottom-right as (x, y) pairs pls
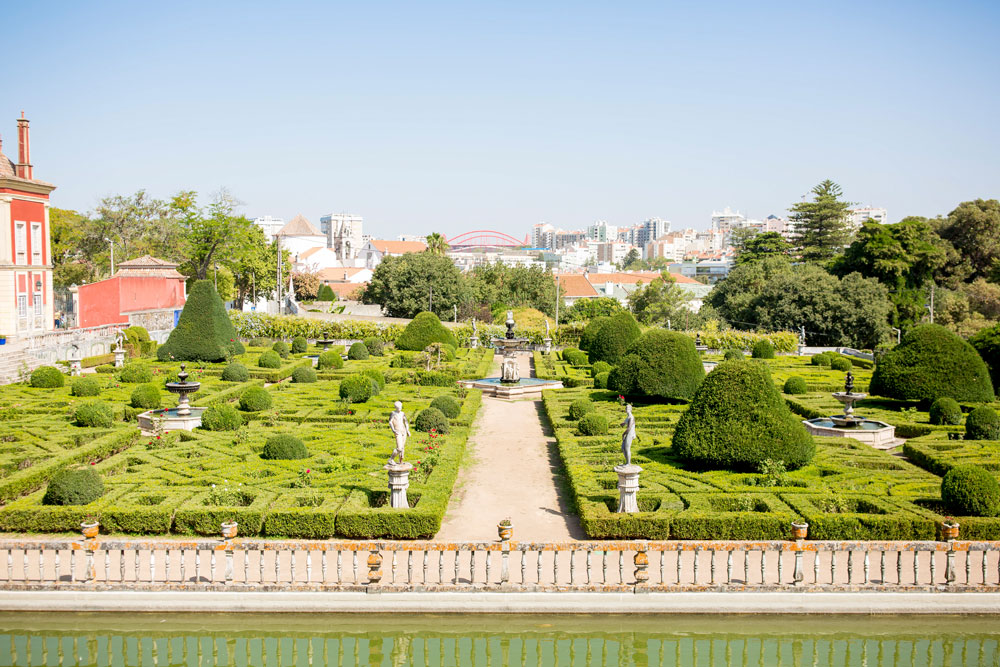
(459, 377), (563, 399)
(138, 407), (207, 432)
(303, 354), (319, 367)
(803, 417), (899, 449)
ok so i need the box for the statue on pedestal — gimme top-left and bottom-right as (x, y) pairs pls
(387, 401), (411, 465)
(621, 404), (636, 465)
(844, 370), (855, 395)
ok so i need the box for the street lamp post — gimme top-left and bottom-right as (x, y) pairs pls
(104, 238), (115, 275)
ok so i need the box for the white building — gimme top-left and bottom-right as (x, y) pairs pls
(586, 221), (619, 243)
(319, 213), (364, 260)
(711, 207), (746, 238)
(596, 241), (633, 265)
(532, 222), (557, 249)
(360, 239), (428, 270)
(251, 216), (284, 240)
(848, 207), (888, 230)
(275, 214), (326, 257)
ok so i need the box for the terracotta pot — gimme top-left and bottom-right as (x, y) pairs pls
(498, 523), (513, 541)
(221, 522), (238, 539)
(941, 522), (959, 540)
(791, 522), (809, 540)
(80, 522), (99, 539)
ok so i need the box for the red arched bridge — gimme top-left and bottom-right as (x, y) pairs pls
(446, 230), (529, 250)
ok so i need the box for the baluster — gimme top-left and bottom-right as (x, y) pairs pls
(259, 549), (265, 584)
(23, 551), (28, 582)
(321, 550), (328, 584)
(604, 550), (609, 584)
(408, 551), (414, 584)
(693, 548), (699, 585)
(777, 546), (783, 585)
(70, 549), (76, 583)
(813, 550), (820, 584)
(930, 550), (937, 585)
(54, 550), (60, 584)
(470, 549), (476, 585)
(104, 550), (109, 583)
(586, 549), (593, 585)
(275, 549), (281, 584)
(38, 550), (44, 583)
(453, 550), (460, 585)
(847, 550), (853, 584)
(537, 549), (543, 584)
(569, 549), (575, 585)
(177, 550), (183, 583)
(727, 550), (733, 585)
(553, 550), (558, 586)
(659, 550), (665, 585)
(305, 550), (312, 584)
(743, 549), (749, 585)
(485, 550), (491, 584)
(337, 550), (343, 583)
(520, 550), (526, 584)
(146, 550), (154, 583)
(196, 550), (202, 583)
(880, 550), (886, 585)
(6, 549), (11, 580)
(897, 551), (902, 585)
(913, 551), (919, 585)
(290, 550), (296, 583)
(619, 551), (625, 584)
(710, 549), (716, 585)
(760, 550), (765, 585)
(245, 551), (250, 584)
(864, 551), (870, 584)
(965, 549), (971, 584)
(438, 551), (444, 584)
(982, 551), (988, 585)
(135, 550), (140, 582)
(225, 547), (233, 585)
(353, 550), (359, 583)
(86, 545), (95, 583)
(390, 550), (396, 584)
(209, 550), (215, 584)
(831, 551), (837, 584)
(165, 550), (170, 584)
(422, 551), (429, 585)
(996, 549), (999, 584)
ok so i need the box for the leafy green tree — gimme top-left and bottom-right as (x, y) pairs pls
(936, 199), (1000, 280)
(627, 274), (693, 325)
(466, 262), (560, 317)
(362, 252), (466, 318)
(82, 190), (184, 274)
(49, 208), (96, 286)
(425, 232), (449, 256)
(618, 248), (642, 271)
(564, 296), (624, 321)
(227, 225), (287, 307)
(789, 179), (853, 261)
(174, 190), (255, 280)
(734, 231), (792, 265)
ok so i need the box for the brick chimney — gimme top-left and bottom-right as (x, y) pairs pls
(15, 112), (32, 180)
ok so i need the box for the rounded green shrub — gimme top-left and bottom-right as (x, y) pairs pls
(130, 383), (161, 409)
(317, 283), (336, 301)
(348, 342), (370, 360)
(249, 337), (271, 348)
(577, 413), (609, 436)
(593, 371), (610, 389)
(363, 337), (385, 356)
(568, 397), (594, 420)
(965, 406), (1000, 440)
(201, 403), (243, 431)
(811, 352), (833, 367)
(261, 434), (309, 460)
(73, 401), (114, 428)
(239, 386), (272, 412)
(395, 312), (458, 351)
(929, 397), (963, 426)
(578, 316), (611, 355)
(70, 377), (101, 397)
(291, 337), (308, 354)
(429, 395), (461, 419)
(723, 349), (744, 361)
(751, 339), (775, 359)
(339, 374), (373, 403)
(590, 361), (612, 377)
(587, 312), (641, 364)
(292, 366), (317, 383)
(870, 324), (993, 403)
(30, 365), (64, 388)
(607, 330), (705, 402)
(258, 350), (282, 369)
(317, 351), (343, 370)
(562, 348), (588, 366)
(830, 356), (852, 372)
(414, 407), (450, 434)
(95, 364), (115, 374)
(123, 325), (151, 344)
(362, 368), (385, 392)
(418, 371), (456, 386)
(783, 376), (808, 394)
(941, 464), (1000, 517)
(272, 341), (290, 358)
(42, 467), (103, 506)
(672, 360), (815, 471)
(119, 362), (153, 383)
(221, 362), (250, 382)
(156, 280), (243, 362)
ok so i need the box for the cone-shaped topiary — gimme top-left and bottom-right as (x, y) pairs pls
(157, 280), (244, 362)
(608, 330), (705, 402)
(869, 324), (993, 403)
(429, 395), (461, 419)
(261, 434), (309, 460)
(317, 284), (336, 301)
(783, 376), (808, 395)
(587, 312), (641, 364)
(317, 351), (343, 369)
(70, 377), (101, 397)
(414, 407), (449, 433)
(929, 397), (962, 426)
(395, 312), (458, 351)
(30, 366), (64, 388)
(348, 342), (369, 360)
(201, 403), (243, 431)
(221, 362), (250, 382)
(672, 360), (816, 471)
(941, 464), (1000, 517)
(965, 406), (1000, 440)
(43, 467), (104, 506)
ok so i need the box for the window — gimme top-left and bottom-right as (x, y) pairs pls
(15, 223), (26, 265)
(31, 223), (42, 265)
(33, 293), (42, 317)
(17, 294), (27, 319)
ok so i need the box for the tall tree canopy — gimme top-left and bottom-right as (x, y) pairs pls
(425, 232), (449, 256)
(733, 231), (792, 265)
(937, 199), (1000, 280)
(789, 179), (853, 261)
(465, 262), (560, 317)
(627, 274), (693, 326)
(362, 252), (466, 318)
(174, 190), (255, 280)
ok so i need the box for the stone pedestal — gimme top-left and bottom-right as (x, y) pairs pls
(384, 462), (414, 509)
(469, 336), (479, 349)
(114, 348), (125, 368)
(543, 337), (552, 353)
(614, 464), (643, 513)
(69, 360), (82, 377)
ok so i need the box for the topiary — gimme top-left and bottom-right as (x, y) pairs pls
(723, 349), (744, 361)
(73, 401), (115, 428)
(119, 362), (153, 383)
(587, 312), (641, 364)
(751, 339), (775, 359)
(339, 374), (373, 403)
(258, 350), (282, 369)
(941, 464), (1000, 517)
(429, 395), (461, 419)
(593, 371), (610, 389)
(811, 352), (833, 367)
(783, 376), (808, 395)
(607, 330), (705, 402)
(292, 366), (317, 383)
(157, 280), (243, 362)
(249, 337), (271, 348)
(30, 366), (64, 388)
(272, 341), (290, 358)
(395, 312), (458, 351)
(830, 356), (852, 372)
(123, 325), (151, 344)
(929, 397), (962, 426)
(70, 377), (101, 397)
(418, 371), (456, 386)
(577, 413), (609, 436)
(291, 337), (308, 354)
(363, 337), (385, 356)
(561, 348), (588, 366)
(414, 407), (450, 434)
(965, 406), (1000, 440)
(568, 397), (594, 420)
(362, 368), (385, 392)
(870, 324), (993, 403)
(129, 383), (161, 409)
(261, 434), (309, 460)
(578, 316), (611, 355)
(317, 351), (343, 370)
(672, 360), (815, 471)
(201, 404), (243, 431)
(348, 342), (370, 360)
(590, 361), (612, 377)
(317, 283), (336, 301)
(239, 386), (272, 412)
(221, 362), (250, 382)
(42, 467), (103, 506)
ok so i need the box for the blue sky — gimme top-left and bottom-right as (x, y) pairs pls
(4, 1), (999, 239)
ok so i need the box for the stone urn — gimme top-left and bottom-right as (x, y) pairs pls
(941, 521), (960, 541)
(791, 521), (809, 540)
(497, 520), (513, 541)
(221, 521), (238, 539)
(80, 520), (99, 539)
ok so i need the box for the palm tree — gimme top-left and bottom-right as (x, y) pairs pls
(425, 232), (449, 256)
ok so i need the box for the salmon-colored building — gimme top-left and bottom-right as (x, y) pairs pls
(75, 256), (187, 330)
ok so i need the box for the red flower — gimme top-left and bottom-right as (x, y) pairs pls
(305, 469), (311, 474)
(156, 435), (161, 440)
(90, 461), (96, 465)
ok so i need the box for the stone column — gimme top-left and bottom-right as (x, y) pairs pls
(614, 464), (642, 513)
(469, 336), (479, 349)
(542, 337), (552, 353)
(70, 359), (82, 376)
(114, 348), (125, 368)
(384, 462), (414, 508)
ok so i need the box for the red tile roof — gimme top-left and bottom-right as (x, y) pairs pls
(557, 274), (599, 298)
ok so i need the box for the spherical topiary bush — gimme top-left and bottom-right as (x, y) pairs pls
(258, 350), (282, 369)
(751, 339), (775, 359)
(70, 377), (101, 397)
(593, 371), (610, 389)
(578, 316), (611, 355)
(562, 348), (588, 366)
(261, 434), (309, 460)
(395, 312), (458, 351)
(723, 349), (744, 361)
(292, 366), (317, 383)
(607, 330), (705, 402)
(830, 356), (852, 372)
(339, 374), (373, 404)
(221, 362), (250, 382)
(941, 464), (1000, 517)
(201, 403), (243, 431)
(870, 324), (993, 403)
(429, 395), (461, 419)
(783, 376), (808, 395)
(811, 352), (833, 367)
(119, 362), (153, 384)
(672, 360), (815, 471)
(363, 337), (385, 356)
(587, 312), (641, 364)
(591, 361), (612, 377)
(42, 467), (104, 506)
(348, 342), (369, 360)
(577, 413), (609, 436)
(317, 351), (343, 370)
(73, 401), (115, 428)
(362, 368), (385, 392)
(239, 386), (273, 412)
(130, 383), (161, 409)
(929, 397), (963, 426)
(414, 407), (450, 434)
(291, 337), (308, 354)
(272, 341), (290, 358)
(965, 406), (1000, 440)
(30, 365), (64, 388)
(568, 397), (594, 421)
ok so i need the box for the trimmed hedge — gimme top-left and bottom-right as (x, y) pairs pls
(42, 467), (104, 506)
(221, 362), (250, 382)
(830, 356), (852, 372)
(157, 280), (244, 362)
(941, 465), (1000, 517)
(395, 312), (457, 351)
(339, 374), (373, 403)
(723, 349), (744, 361)
(70, 377), (101, 397)
(590, 361), (612, 377)
(348, 341), (370, 360)
(751, 339), (775, 359)
(272, 341), (290, 358)
(561, 348), (588, 366)
(119, 363), (153, 384)
(577, 413), (608, 436)
(568, 397), (594, 421)
(811, 352), (833, 367)
(30, 366), (64, 388)
(73, 401), (115, 428)
(292, 366), (317, 383)
(129, 383), (161, 409)
(783, 376), (808, 395)
(587, 312), (641, 364)
(317, 351), (343, 370)
(200, 403), (243, 431)
(363, 337), (385, 356)
(929, 397), (962, 426)
(414, 407), (449, 434)
(261, 434), (309, 460)
(593, 371), (610, 389)
(607, 330), (705, 402)
(239, 386), (273, 412)
(965, 406), (1000, 440)
(257, 350), (282, 369)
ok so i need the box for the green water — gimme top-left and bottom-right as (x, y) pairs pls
(0, 613), (998, 666)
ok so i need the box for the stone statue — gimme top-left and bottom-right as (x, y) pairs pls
(844, 370), (855, 395)
(505, 310), (516, 340)
(620, 404), (636, 465)
(115, 330), (125, 349)
(387, 401), (411, 465)
(545, 319), (550, 336)
(472, 318), (478, 336)
(501, 355), (519, 383)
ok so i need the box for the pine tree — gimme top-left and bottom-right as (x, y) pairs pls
(789, 180), (853, 261)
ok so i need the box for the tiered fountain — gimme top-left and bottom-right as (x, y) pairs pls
(459, 311), (563, 399)
(803, 371), (899, 449)
(137, 364), (206, 432)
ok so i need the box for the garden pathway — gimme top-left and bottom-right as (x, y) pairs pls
(436, 353), (584, 541)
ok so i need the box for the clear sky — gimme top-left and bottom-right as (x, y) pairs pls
(4, 1), (999, 239)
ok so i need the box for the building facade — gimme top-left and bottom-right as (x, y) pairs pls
(319, 213), (363, 260)
(251, 216), (284, 240)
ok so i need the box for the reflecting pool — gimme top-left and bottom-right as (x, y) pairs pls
(0, 613), (998, 666)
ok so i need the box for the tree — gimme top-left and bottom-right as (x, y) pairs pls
(291, 267), (321, 301)
(627, 274), (693, 325)
(174, 190), (255, 280)
(564, 296), (624, 321)
(49, 208), (96, 286)
(618, 248), (642, 271)
(937, 199), (1000, 280)
(227, 225), (287, 308)
(789, 179), (853, 261)
(82, 190), (184, 275)
(734, 231), (792, 265)
(362, 252), (466, 318)
(465, 262), (560, 317)
(425, 232), (449, 256)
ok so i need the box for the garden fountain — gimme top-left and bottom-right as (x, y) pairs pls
(137, 364), (206, 432)
(803, 371), (899, 449)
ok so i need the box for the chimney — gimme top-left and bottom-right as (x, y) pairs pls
(15, 111), (32, 180)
